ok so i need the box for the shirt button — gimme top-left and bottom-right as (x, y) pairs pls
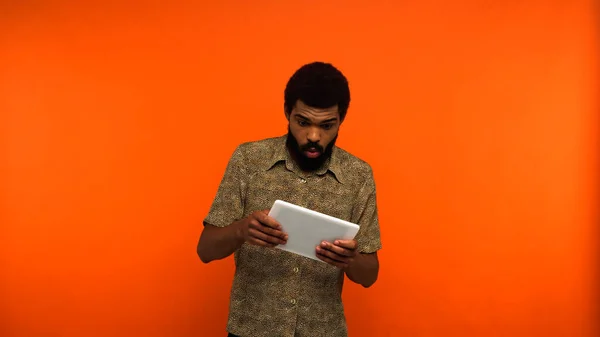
(290, 299), (296, 305)
(300, 178), (306, 183)
(293, 267), (299, 273)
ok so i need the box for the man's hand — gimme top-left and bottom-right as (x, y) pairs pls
(239, 210), (288, 247)
(315, 239), (358, 269)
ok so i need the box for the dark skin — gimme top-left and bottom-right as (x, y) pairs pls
(197, 100), (379, 288)
(197, 210), (288, 263)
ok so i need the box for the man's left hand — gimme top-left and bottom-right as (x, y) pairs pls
(316, 239), (358, 269)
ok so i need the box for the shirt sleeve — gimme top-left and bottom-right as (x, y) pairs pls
(351, 167), (382, 254)
(203, 145), (247, 227)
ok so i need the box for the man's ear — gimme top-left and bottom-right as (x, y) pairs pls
(285, 101), (296, 121)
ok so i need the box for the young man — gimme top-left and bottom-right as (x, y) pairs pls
(197, 62), (382, 337)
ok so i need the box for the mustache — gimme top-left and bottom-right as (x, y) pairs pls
(300, 142), (324, 153)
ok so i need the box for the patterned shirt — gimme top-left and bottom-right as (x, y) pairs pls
(204, 135), (382, 337)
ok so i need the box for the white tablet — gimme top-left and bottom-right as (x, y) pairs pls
(268, 199), (360, 262)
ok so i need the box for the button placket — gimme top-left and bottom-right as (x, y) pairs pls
(289, 258), (301, 311)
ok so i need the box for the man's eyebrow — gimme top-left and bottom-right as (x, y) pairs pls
(320, 118), (338, 124)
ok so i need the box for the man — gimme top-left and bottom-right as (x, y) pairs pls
(197, 61), (382, 337)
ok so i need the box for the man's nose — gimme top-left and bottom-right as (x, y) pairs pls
(307, 127), (320, 143)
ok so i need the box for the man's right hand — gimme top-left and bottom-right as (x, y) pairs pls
(238, 210), (288, 247)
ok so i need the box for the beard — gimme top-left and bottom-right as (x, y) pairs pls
(285, 126), (337, 172)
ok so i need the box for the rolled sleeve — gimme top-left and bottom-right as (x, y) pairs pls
(203, 145), (247, 228)
(352, 168), (382, 254)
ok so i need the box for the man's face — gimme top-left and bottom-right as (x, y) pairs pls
(286, 100), (341, 172)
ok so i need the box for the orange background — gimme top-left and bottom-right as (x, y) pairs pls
(1, 1), (598, 336)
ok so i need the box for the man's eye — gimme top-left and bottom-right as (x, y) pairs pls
(298, 120), (309, 127)
(321, 124), (332, 130)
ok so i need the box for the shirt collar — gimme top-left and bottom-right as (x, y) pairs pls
(264, 135), (344, 184)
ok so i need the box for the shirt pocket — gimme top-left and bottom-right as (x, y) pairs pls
(305, 189), (355, 223)
(243, 184), (296, 217)
(243, 171), (303, 215)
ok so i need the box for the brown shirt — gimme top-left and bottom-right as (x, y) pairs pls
(204, 135), (382, 337)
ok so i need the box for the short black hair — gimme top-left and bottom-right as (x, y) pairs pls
(284, 62), (351, 121)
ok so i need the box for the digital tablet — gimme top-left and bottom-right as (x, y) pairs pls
(268, 199), (360, 262)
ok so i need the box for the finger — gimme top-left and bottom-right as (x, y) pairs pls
(316, 246), (352, 264)
(316, 251), (350, 269)
(248, 237), (277, 248)
(249, 227), (287, 245)
(249, 220), (288, 241)
(319, 241), (355, 257)
(332, 239), (358, 250)
(255, 212), (282, 230)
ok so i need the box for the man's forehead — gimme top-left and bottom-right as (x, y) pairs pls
(292, 101), (339, 120)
